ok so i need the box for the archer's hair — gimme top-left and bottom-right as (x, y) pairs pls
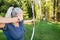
(11, 7), (23, 17)
(5, 7), (23, 18)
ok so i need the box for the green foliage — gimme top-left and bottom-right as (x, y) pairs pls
(20, 0), (33, 19)
(0, 0), (60, 21)
(0, 0), (33, 19)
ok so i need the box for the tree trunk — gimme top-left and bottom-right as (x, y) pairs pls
(37, 0), (42, 21)
(45, 0), (48, 21)
(52, 0), (56, 21)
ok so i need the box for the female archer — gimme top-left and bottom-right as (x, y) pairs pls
(0, 7), (33, 40)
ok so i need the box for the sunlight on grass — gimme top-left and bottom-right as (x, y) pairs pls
(0, 30), (3, 32)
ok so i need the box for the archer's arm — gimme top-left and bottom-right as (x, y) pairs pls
(24, 19), (34, 23)
(0, 17), (19, 23)
(17, 12), (34, 23)
(17, 10), (34, 23)
(0, 23), (5, 28)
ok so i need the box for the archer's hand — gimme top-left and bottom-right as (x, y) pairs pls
(31, 19), (35, 24)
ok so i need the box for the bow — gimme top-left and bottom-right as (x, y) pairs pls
(30, 0), (35, 40)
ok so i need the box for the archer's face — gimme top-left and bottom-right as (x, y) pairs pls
(16, 13), (20, 17)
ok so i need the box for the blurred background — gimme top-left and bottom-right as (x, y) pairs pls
(0, 0), (60, 40)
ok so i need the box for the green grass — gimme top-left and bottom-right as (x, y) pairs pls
(0, 21), (60, 40)
(0, 30), (7, 40)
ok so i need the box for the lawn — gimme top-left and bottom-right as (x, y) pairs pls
(0, 21), (60, 40)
